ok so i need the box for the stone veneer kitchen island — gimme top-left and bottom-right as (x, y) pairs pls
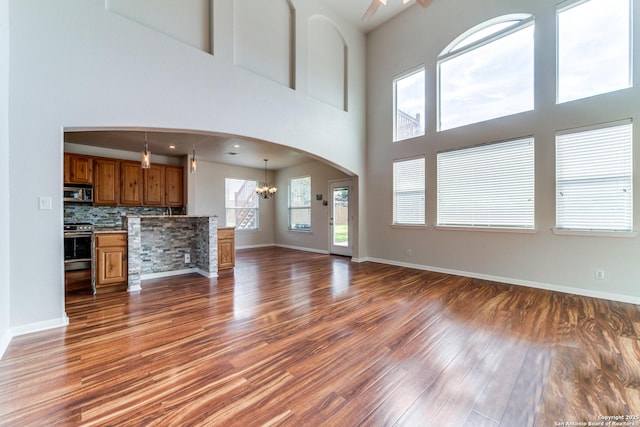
(126, 215), (219, 292)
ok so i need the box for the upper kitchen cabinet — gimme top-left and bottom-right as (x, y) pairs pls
(120, 161), (143, 206)
(165, 166), (183, 207)
(64, 153), (93, 184)
(93, 158), (120, 205)
(143, 164), (166, 206)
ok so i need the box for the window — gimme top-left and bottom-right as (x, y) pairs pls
(394, 68), (425, 142)
(557, 0), (631, 104)
(289, 176), (311, 230)
(438, 15), (534, 131)
(393, 157), (425, 225)
(225, 178), (259, 230)
(556, 122), (633, 232)
(437, 137), (535, 229)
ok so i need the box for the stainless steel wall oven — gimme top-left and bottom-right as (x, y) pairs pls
(64, 223), (93, 271)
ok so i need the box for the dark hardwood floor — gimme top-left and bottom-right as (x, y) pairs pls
(1, 247), (639, 426)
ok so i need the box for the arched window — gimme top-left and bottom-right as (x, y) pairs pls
(438, 15), (534, 131)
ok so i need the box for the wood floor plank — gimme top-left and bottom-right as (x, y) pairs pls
(1, 247), (639, 426)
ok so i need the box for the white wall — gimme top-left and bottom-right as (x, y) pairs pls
(190, 160), (276, 248)
(274, 160), (350, 253)
(366, 0), (640, 301)
(0, 0), (11, 358)
(7, 0), (365, 332)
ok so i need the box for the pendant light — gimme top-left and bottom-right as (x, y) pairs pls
(190, 145), (197, 174)
(141, 132), (151, 169)
(255, 159), (277, 198)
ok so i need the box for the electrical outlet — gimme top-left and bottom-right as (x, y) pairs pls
(184, 253), (191, 264)
(595, 269), (605, 280)
(406, 249), (412, 257)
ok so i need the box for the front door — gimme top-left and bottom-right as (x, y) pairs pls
(329, 180), (352, 257)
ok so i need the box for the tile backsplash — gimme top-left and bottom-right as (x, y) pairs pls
(64, 204), (185, 228)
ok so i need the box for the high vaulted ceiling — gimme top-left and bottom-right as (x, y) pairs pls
(66, 1), (417, 170)
(321, 0), (419, 33)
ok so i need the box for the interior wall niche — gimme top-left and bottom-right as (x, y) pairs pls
(308, 16), (347, 111)
(105, 0), (213, 54)
(233, 0), (295, 89)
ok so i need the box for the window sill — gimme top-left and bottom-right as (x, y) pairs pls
(435, 225), (537, 234)
(390, 224), (427, 230)
(288, 228), (312, 233)
(551, 228), (638, 238)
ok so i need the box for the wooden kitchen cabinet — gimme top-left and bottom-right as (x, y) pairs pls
(165, 166), (184, 207)
(93, 158), (120, 205)
(64, 153), (93, 184)
(68, 152), (183, 208)
(120, 161), (143, 206)
(143, 164), (166, 206)
(217, 227), (235, 270)
(95, 232), (128, 293)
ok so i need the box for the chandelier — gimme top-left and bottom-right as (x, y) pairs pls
(255, 159), (277, 199)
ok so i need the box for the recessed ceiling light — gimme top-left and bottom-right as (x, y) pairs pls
(169, 145), (176, 149)
(233, 144), (240, 148)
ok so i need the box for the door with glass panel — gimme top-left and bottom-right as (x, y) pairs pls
(329, 180), (352, 257)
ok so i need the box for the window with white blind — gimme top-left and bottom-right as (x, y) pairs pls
(393, 157), (425, 225)
(437, 137), (535, 229)
(289, 176), (311, 231)
(557, 0), (631, 104)
(556, 122), (633, 232)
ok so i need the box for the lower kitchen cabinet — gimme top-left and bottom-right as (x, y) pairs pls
(95, 232), (128, 293)
(217, 227), (235, 270)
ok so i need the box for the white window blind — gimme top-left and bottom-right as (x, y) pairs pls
(393, 157), (425, 225)
(437, 137), (535, 228)
(556, 122), (633, 231)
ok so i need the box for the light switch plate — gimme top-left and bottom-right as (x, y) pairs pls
(38, 196), (52, 210)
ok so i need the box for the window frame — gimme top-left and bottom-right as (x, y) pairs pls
(556, 0), (633, 104)
(554, 120), (634, 235)
(224, 177), (260, 231)
(392, 156), (426, 227)
(288, 175), (312, 232)
(393, 66), (426, 143)
(437, 14), (535, 132)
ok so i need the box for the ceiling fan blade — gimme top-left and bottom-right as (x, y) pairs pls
(362, 0), (384, 22)
(415, 0), (433, 7)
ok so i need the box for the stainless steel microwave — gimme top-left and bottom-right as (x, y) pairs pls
(63, 185), (93, 203)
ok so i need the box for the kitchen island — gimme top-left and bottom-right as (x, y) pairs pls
(126, 215), (220, 292)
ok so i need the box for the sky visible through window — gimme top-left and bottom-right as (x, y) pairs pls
(558, 0), (630, 103)
(439, 23), (534, 131)
(395, 68), (425, 141)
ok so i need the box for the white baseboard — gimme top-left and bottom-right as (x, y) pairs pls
(236, 243), (276, 250)
(141, 268), (217, 282)
(275, 244), (329, 255)
(10, 314), (70, 338)
(0, 329), (12, 360)
(365, 257), (640, 306)
(194, 268), (218, 278)
(141, 268), (199, 280)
